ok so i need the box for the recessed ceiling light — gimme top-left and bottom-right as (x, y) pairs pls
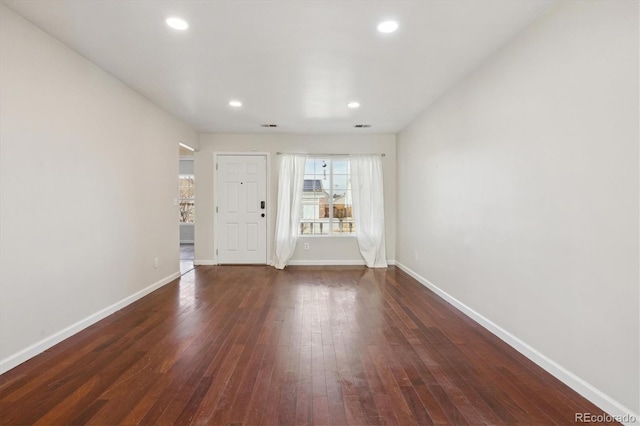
(377, 20), (398, 33)
(166, 17), (189, 31)
(347, 101), (360, 108)
(229, 100), (242, 107)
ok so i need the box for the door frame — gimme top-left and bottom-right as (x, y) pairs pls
(213, 152), (271, 265)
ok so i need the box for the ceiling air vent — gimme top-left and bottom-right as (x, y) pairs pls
(260, 124), (278, 128)
(354, 124), (372, 128)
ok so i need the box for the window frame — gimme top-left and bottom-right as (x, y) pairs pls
(300, 156), (355, 237)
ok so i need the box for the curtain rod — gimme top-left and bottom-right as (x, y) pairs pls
(276, 152), (385, 157)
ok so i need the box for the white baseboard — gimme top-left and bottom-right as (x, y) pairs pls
(287, 259), (396, 267)
(0, 271), (181, 375)
(193, 259), (396, 267)
(288, 259), (366, 266)
(180, 240), (194, 244)
(393, 262), (639, 426)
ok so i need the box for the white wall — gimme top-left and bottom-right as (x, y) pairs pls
(194, 134), (396, 265)
(396, 0), (638, 417)
(0, 5), (198, 370)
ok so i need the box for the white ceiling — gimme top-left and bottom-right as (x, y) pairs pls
(3, 0), (555, 134)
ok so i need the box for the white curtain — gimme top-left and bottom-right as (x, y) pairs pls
(273, 154), (306, 269)
(351, 155), (387, 268)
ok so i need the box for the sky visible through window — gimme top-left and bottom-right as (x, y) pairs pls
(301, 158), (354, 235)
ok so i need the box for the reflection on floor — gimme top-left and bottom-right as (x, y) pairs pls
(180, 243), (195, 275)
(0, 266), (613, 424)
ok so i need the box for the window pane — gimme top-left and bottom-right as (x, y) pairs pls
(304, 158), (330, 175)
(304, 160), (315, 175)
(333, 175), (348, 196)
(179, 202), (195, 223)
(333, 187), (354, 233)
(299, 158), (351, 236)
(332, 219), (354, 234)
(333, 159), (349, 174)
(179, 175), (195, 223)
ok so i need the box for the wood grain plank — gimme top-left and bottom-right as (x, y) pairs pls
(0, 266), (620, 426)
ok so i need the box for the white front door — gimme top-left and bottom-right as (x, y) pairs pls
(216, 155), (267, 264)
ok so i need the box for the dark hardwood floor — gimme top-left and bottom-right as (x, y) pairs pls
(0, 266), (616, 425)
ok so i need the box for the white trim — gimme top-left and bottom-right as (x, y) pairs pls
(179, 239), (195, 244)
(284, 259), (395, 267)
(287, 259), (366, 266)
(299, 234), (357, 238)
(0, 271), (181, 375)
(394, 261), (640, 426)
(194, 259), (216, 265)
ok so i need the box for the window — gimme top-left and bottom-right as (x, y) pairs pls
(179, 175), (195, 223)
(300, 158), (354, 235)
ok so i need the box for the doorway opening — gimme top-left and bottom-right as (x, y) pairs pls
(179, 145), (195, 274)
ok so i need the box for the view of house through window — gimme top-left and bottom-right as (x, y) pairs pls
(179, 175), (195, 223)
(300, 158), (354, 235)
